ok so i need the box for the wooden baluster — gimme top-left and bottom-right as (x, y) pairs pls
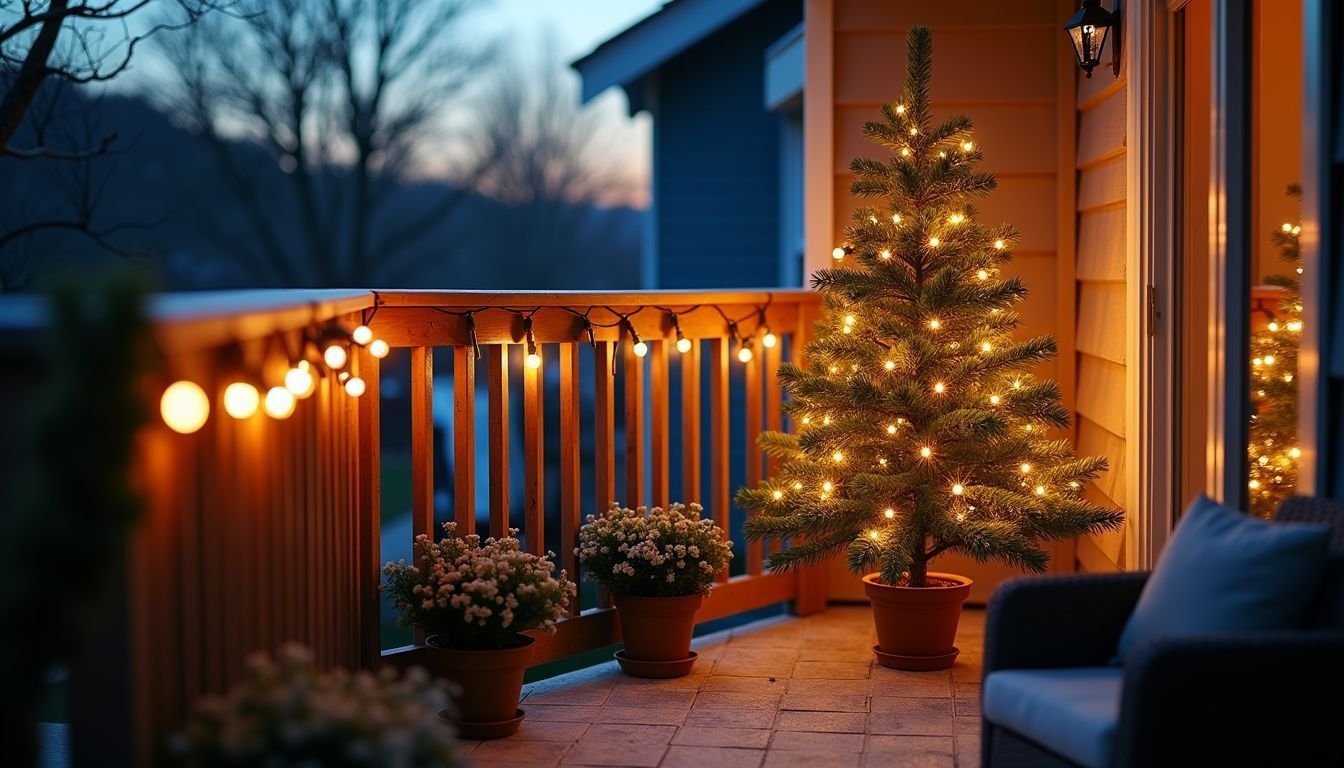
(624, 340), (645, 508)
(453, 346), (476, 535)
(559, 344), (582, 616)
(594, 342), (616, 609)
(358, 352), (382, 665)
(765, 335), (783, 557)
(650, 340), (670, 507)
(681, 341), (702, 504)
(410, 347), (434, 645)
(709, 337), (730, 583)
(487, 345), (510, 538)
(524, 346), (545, 555)
(745, 349), (763, 576)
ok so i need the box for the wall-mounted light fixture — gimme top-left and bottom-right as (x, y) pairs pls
(1065, 0), (1122, 79)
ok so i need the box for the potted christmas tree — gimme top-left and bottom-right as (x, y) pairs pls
(738, 26), (1123, 671)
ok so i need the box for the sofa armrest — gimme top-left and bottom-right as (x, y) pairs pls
(983, 572), (1149, 676)
(1116, 631), (1344, 768)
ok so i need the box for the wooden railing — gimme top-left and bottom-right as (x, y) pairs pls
(42, 288), (822, 763)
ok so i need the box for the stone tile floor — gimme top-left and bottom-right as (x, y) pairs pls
(459, 606), (984, 767)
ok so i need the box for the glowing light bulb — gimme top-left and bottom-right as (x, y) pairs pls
(962, 141), (974, 151)
(869, 530), (880, 540)
(1258, 455), (1270, 466)
(526, 352), (542, 369)
(1012, 379), (1023, 389)
(1288, 321), (1303, 332)
(772, 490), (784, 500)
(892, 214), (902, 224)
(977, 269), (990, 281)
(1070, 481), (1081, 489)
(949, 213), (965, 224)
(352, 325), (374, 346)
(829, 365), (839, 374)
(994, 239), (1006, 250)
(344, 376), (366, 397)
(887, 424), (898, 434)
(1283, 223), (1294, 232)
(869, 215), (879, 224)
(833, 246), (846, 260)
(909, 127), (919, 136)
(369, 339), (390, 359)
(843, 314), (856, 326)
(1268, 322), (1280, 332)
(1249, 479), (1262, 490)
(901, 148), (911, 157)
(223, 381), (260, 420)
(1035, 485), (1047, 496)
(884, 508), (896, 519)
(1021, 463), (1032, 474)
(285, 363), (317, 399)
(919, 446), (933, 459)
(879, 457), (888, 466)
(1264, 355), (1276, 365)
(939, 151), (947, 158)
(952, 484), (964, 495)
(264, 386), (296, 420)
(1024, 424), (1034, 432)
(324, 343), (349, 370)
(884, 360), (896, 371)
(634, 341), (649, 357)
(933, 382), (946, 394)
(929, 319), (941, 331)
(832, 451), (845, 463)
(896, 104), (906, 114)
(823, 415), (832, 425)
(989, 395), (1001, 405)
(762, 332), (778, 349)
(822, 481), (834, 493)
(880, 249), (892, 260)
(981, 342), (993, 353)
(1253, 357), (1263, 367)
(929, 237), (940, 247)
(161, 381), (210, 434)
(802, 416), (811, 425)
(676, 337), (693, 354)
(794, 482), (804, 490)
(738, 346), (754, 363)
(842, 326), (853, 334)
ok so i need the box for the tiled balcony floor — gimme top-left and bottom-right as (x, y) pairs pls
(462, 606), (984, 768)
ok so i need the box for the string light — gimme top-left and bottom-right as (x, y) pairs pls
(738, 339), (755, 363)
(939, 151), (947, 158)
(1268, 321), (1280, 332)
(352, 325), (374, 346)
(801, 416), (811, 425)
(1034, 485), (1047, 496)
(977, 269), (990, 281)
(989, 395), (1001, 405)
(933, 382), (946, 394)
(793, 481), (804, 490)
(919, 446), (933, 459)
(951, 483), (965, 495)
(823, 415), (832, 425)
(344, 376), (367, 397)
(822, 481), (834, 493)
(1020, 463), (1032, 474)
(868, 530), (880, 540)
(1070, 481), (1081, 489)
(1012, 379), (1023, 389)
(323, 342), (349, 370)
(948, 213), (966, 224)
(880, 249), (892, 260)
(285, 361), (317, 399)
(896, 104), (906, 114)
(981, 342), (993, 353)
(223, 381), (260, 420)
(1249, 479), (1262, 490)
(901, 148), (911, 157)
(1290, 447), (1302, 458)
(832, 451), (845, 463)
(929, 236), (941, 247)
(524, 317), (541, 369)
(962, 141), (974, 151)
(892, 214), (902, 224)
(884, 508), (896, 519)
(671, 313), (694, 354)
(878, 457), (888, 466)
(264, 386), (296, 420)
(161, 381), (210, 434)
(929, 319), (941, 331)
(994, 239), (1006, 250)
(909, 127), (919, 136)
(369, 339), (390, 359)
(626, 320), (648, 358)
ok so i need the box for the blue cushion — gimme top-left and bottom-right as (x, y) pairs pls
(1115, 494), (1332, 662)
(983, 667), (1123, 768)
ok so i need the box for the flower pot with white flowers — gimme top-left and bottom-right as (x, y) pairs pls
(382, 524), (574, 739)
(736, 26), (1123, 672)
(577, 502), (733, 678)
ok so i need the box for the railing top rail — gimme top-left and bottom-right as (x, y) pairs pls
(374, 288), (820, 309)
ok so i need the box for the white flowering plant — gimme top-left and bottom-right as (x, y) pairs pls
(382, 524), (574, 650)
(576, 502), (734, 597)
(173, 644), (460, 767)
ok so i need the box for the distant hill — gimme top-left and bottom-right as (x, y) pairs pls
(0, 88), (643, 291)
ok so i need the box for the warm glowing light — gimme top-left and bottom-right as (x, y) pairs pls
(929, 319), (941, 331)
(887, 423), (898, 434)
(928, 237), (940, 247)
(832, 451), (845, 463)
(285, 363), (317, 399)
(762, 332), (778, 349)
(802, 416), (811, 425)
(161, 381), (210, 434)
(1264, 355), (1276, 365)
(884, 360), (896, 371)
(324, 343), (349, 370)
(933, 382), (946, 394)
(369, 339), (390, 359)
(1070, 481), (1081, 489)
(1024, 424), (1034, 432)
(1020, 463), (1032, 474)
(833, 246), (846, 260)
(1290, 447), (1302, 459)
(1288, 321), (1303, 332)
(738, 346), (754, 363)
(869, 215), (879, 224)
(822, 481), (834, 493)
(901, 148), (911, 157)
(878, 458), (888, 466)
(1035, 485), (1047, 496)
(869, 530), (880, 540)
(352, 325), (374, 345)
(1012, 379), (1023, 389)
(909, 127), (918, 136)
(989, 395), (1001, 405)
(676, 337), (694, 354)
(1249, 479), (1262, 490)
(842, 326), (853, 334)
(1258, 455), (1270, 466)
(1268, 322), (1280, 332)
(994, 239), (1006, 250)
(1253, 357), (1264, 367)
(949, 213), (966, 224)
(977, 269), (989, 281)
(344, 376), (366, 397)
(880, 249), (892, 260)
(884, 508), (896, 519)
(793, 482), (804, 490)
(526, 352), (542, 369)
(962, 141), (974, 151)
(892, 214), (902, 224)
(634, 341), (649, 357)
(823, 415), (832, 425)
(223, 382), (260, 420)
(829, 365), (839, 374)
(952, 484), (965, 496)
(772, 490), (784, 500)
(939, 151), (947, 158)
(896, 104), (906, 114)
(843, 314), (856, 326)
(264, 386), (296, 420)
(1282, 223), (1293, 232)
(919, 446), (933, 458)
(981, 342), (993, 353)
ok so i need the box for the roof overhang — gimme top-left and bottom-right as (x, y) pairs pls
(764, 22), (804, 111)
(571, 0), (769, 111)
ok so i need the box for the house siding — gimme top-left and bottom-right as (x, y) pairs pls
(653, 0), (803, 289)
(1074, 61), (1128, 572)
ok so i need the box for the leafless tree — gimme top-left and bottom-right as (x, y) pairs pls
(159, 0), (493, 287)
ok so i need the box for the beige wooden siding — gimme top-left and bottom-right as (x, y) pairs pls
(821, 0), (1079, 599)
(1075, 62), (1128, 571)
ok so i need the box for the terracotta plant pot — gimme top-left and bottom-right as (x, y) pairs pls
(426, 634), (533, 739)
(612, 592), (703, 676)
(863, 572), (973, 671)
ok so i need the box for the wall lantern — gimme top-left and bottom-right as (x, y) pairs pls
(1065, 0), (1122, 79)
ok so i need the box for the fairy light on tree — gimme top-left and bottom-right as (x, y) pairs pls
(1248, 185), (1303, 518)
(737, 26), (1120, 590)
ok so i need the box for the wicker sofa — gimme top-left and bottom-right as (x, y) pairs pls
(980, 496), (1344, 768)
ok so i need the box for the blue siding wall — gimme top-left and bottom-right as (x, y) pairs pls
(654, 0), (803, 289)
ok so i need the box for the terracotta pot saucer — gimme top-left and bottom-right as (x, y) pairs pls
(440, 707), (526, 740)
(872, 644), (961, 671)
(614, 650), (698, 679)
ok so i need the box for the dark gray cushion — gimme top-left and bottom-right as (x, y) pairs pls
(1116, 494), (1332, 662)
(983, 667), (1122, 768)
